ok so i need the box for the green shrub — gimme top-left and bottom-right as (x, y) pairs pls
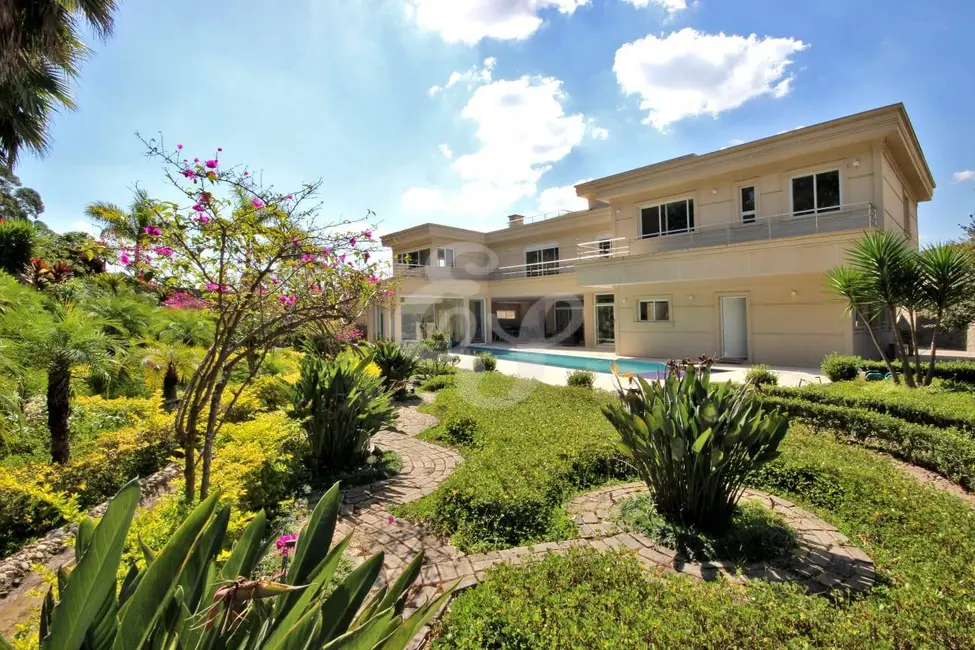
(473, 351), (496, 372)
(617, 493), (796, 563)
(767, 381), (975, 433)
(566, 369), (595, 388)
(289, 350), (396, 474)
(603, 364), (788, 532)
(442, 415), (478, 446)
(760, 394), (975, 489)
(400, 373), (630, 551)
(0, 467), (82, 555)
(0, 219), (34, 276)
(821, 353), (975, 384)
(418, 374), (455, 392)
(371, 339), (420, 395)
(9, 480), (451, 650)
(744, 364), (778, 387)
(432, 427), (975, 648)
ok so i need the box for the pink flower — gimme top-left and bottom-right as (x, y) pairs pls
(252, 199), (264, 208)
(301, 253), (317, 263)
(181, 169), (196, 179)
(278, 295), (297, 306)
(154, 246), (174, 257)
(387, 516), (395, 525)
(205, 159), (218, 169)
(310, 284), (321, 293)
(276, 534), (297, 557)
(363, 251), (370, 261)
(206, 283), (220, 292)
(217, 147), (223, 152)
(339, 254), (346, 263)
(291, 237), (302, 248)
(349, 237), (357, 246)
(143, 225), (162, 236)
(322, 247), (331, 256)
(176, 144), (183, 150)
(194, 158), (200, 163)
(193, 214), (211, 224)
(363, 231), (372, 239)
(243, 170), (249, 176)
(119, 253), (131, 266)
(286, 194), (294, 200)
(369, 275), (378, 284)
(192, 203), (205, 212)
(270, 278), (279, 285)
(385, 289), (395, 297)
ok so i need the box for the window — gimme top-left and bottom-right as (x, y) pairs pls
(791, 170), (840, 216)
(495, 309), (517, 320)
(525, 246), (560, 277)
(437, 247), (454, 268)
(597, 239), (612, 257)
(740, 186), (756, 223)
(637, 299), (670, 322)
(395, 248), (431, 267)
(639, 199), (695, 238)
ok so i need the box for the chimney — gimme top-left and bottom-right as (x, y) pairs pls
(507, 214), (525, 228)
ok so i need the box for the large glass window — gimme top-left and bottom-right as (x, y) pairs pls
(637, 299), (671, 322)
(740, 186), (756, 223)
(395, 248), (431, 267)
(526, 247), (560, 277)
(792, 170), (840, 216)
(437, 247), (454, 268)
(639, 199), (695, 238)
(595, 294), (615, 345)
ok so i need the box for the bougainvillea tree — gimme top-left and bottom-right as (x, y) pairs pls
(127, 139), (394, 500)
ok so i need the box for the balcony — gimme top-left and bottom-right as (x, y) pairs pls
(391, 258), (579, 282)
(577, 202), (877, 259)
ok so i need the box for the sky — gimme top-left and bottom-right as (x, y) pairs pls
(14, 0), (975, 244)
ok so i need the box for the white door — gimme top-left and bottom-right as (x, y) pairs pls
(720, 296), (748, 360)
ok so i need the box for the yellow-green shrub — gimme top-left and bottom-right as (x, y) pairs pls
(0, 468), (82, 555)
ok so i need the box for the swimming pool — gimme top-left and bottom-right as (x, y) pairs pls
(465, 346), (668, 377)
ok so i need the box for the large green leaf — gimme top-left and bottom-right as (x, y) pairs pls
(113, 491), (220, 650)
(41, 479), (140, 650)
(277, 483), (341, 619)
(317, 553), (384, 644)
(321, 607), (397, 650)
(220, 509), (267, 582)
(375, 587), (455, 650)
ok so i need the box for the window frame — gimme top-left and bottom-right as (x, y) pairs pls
(637, 197), (696, 239)
(789, 169), (842, 217)
(436, 247), (455, 268)
(739, 185), (757, 224)
(395, 248), (432, 268)
(636, 297), (672, 323)
(524, 244), (560, 277)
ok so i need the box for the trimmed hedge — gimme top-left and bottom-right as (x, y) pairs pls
(766, 382), (975, 433)
(401, 372), (630, 551)
(761, 394), (975, 490)
(821, 353), (975, 384)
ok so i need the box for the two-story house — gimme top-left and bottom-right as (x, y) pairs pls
(373, 104), (934, 368)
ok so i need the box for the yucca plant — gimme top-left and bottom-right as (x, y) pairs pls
(290, 349), (396, 474)
(370, 340), (419, 397)
(0, 479), (451, 650)
(602, 360), (788, 533)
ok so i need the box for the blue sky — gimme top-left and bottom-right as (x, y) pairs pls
(15, 0), (975, 243)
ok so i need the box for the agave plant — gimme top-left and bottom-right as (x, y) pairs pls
(370, 340), (419, 397)
(290, 349), (397, 473)
(602, 360), (788, 533)
(1, 480), (451, 650)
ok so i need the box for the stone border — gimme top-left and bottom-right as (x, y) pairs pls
(0, 462), (182, 597)
(567, 483), (876, 593)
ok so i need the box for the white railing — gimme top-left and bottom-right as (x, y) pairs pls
(576, 202), (876, 259)
(508, 209), (573, 227)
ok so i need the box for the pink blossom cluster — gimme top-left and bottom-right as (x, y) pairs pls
(143, 225), (162, 237)
(278, 294), (298, 306)
(162, 292), (210, 310)
(205, 282), (229, 293)
(336, 328), (363, 342)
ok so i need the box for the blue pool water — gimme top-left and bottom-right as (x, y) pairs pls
(465, 346), (668, 377)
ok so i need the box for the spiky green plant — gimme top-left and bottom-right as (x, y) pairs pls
(290, 350), (396, 474)
(0, 479), (452, 650)
(602, 361), (788, 533)
(370, 340), (419, 396)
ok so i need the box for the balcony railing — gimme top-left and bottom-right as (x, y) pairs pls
(391, 258), (579, 282)
(576, 202), (877, 259)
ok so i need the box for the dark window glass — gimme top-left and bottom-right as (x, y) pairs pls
(418, 249), (431, 266)
(654, 301), (670, 322)
(598, 239), (612, 256)
(641, 206), (660, 238)
(526, 247), (559, 276)
(596, 294), (615, 304)
(792, 175), (815, 214)
(665, 201), (689, 232)
(741, 186), (756, 223)
(687, 200), (695, 231)
(816, 170), (840, 212)
(639, 301), (650, 321)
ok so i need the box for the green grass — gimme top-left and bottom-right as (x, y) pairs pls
(398, 371), (631, 552)
(616, 494), (797, 564)
(432, 426), (975, 648)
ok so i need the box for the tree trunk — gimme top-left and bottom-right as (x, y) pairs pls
(908, 309), (924, 382)
(163, 364), (179, 407)
(859, 308), (899, 383)
(199, 378), (228, 500)
(889, 306), (916, 388)
(925, 311), (943, 386)
(183, 405), (200, 502)
(47, 366), (71, 464)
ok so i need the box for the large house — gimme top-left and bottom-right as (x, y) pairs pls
(371, 104), (935, 368)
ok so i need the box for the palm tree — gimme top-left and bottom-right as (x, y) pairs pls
(0, 1), (120, 165)
(7, 302), (118, 462)
(144, 308), (214, 407)
(85, 188), (162, 269)
(917, 244), (975, 385)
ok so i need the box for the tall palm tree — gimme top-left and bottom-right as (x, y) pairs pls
(85, 188), (162, 269)
(0, 1), (120, 165)
(144, 308), (214, 407)
(917, 244), (975, 385)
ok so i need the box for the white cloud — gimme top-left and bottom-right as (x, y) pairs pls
(439, 143), (454, 159)
(402, 75), (587, 219)
(588, 123), (609, 140)
(429, 57), (496, 95)
(953, 170), (975, 182)
(406, 0), (590, 44)
(622, 0), (687, 13)
(536, 180), (591, 214)
(613, 28), (807, 130)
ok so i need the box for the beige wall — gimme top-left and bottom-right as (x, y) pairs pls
(613, 274), (852, 368)
(881, 150), (918, 243)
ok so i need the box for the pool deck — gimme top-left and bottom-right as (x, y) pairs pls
(455, 344), (827, 389)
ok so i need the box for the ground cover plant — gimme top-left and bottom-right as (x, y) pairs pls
(399, 371), (630, 551)
(820, 352), (975, 384)
(430, 425), (975, 648)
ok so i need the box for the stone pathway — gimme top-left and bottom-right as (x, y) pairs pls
(332, 400), (878, 630)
